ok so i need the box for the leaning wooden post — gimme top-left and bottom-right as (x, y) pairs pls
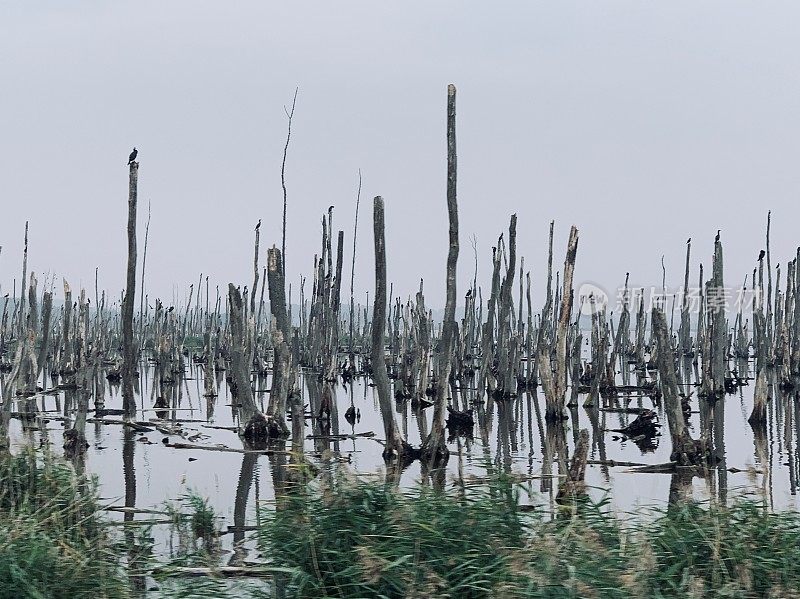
(121, 159), (138, 417)
(422, 84), (458, 467)
(372, 196), (406, 461)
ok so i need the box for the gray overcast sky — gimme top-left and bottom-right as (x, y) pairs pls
(1, 2), (799, 308)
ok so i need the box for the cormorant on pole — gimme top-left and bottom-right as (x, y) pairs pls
(127, 147), (138, 165)
(759, 249), (766, 261)
(715, 229), (721, 243)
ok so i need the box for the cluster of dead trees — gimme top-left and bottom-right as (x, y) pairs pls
(2, 86), (799, 491)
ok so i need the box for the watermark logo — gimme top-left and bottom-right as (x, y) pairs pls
(577, 282), (608, 315)
(575, 282), (763, 315)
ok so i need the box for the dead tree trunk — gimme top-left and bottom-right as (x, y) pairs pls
(122, 160), (138, 418)
(496, 215), (517, 397)
(280, 88), (298, 279)
(229, 284), (270, 445)
(422, 84), (458, 468)
(36, 291), (53, 381)
(266, 248), (292, 439)
(652, 306), (708, 466)
(372, 197), (408, 461)
(349, 170), (361, 361)
(539, 226), (579, 419)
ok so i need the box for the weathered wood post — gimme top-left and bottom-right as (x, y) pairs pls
(423, 84), (459, 467)
(122, 158), (138, 417)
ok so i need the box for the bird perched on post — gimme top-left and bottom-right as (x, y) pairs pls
(127, 147), (138, 165)
(715, 230), (721, 243)
(759, 249), (766, 261)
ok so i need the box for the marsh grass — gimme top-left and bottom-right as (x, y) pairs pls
(4, 449), (800, 599)
(257, 476), (800, 598)
(0, 449), (128, 598)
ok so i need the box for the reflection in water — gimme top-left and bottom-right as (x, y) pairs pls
(122, 426), (145, 593)
(1, 343), (799, 574)
(231, 452), (258, 566)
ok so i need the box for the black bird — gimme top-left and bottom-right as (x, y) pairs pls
(715, 230), (720, 243)
(256, 219), (261, 231)
(759, 249), (766, 261)
(127, 147), (138, 165)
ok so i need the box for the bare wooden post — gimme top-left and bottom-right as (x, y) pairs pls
(372, 197), (407, 461)
(122, 160), (138, 417)
(422, 84), (459, 467)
